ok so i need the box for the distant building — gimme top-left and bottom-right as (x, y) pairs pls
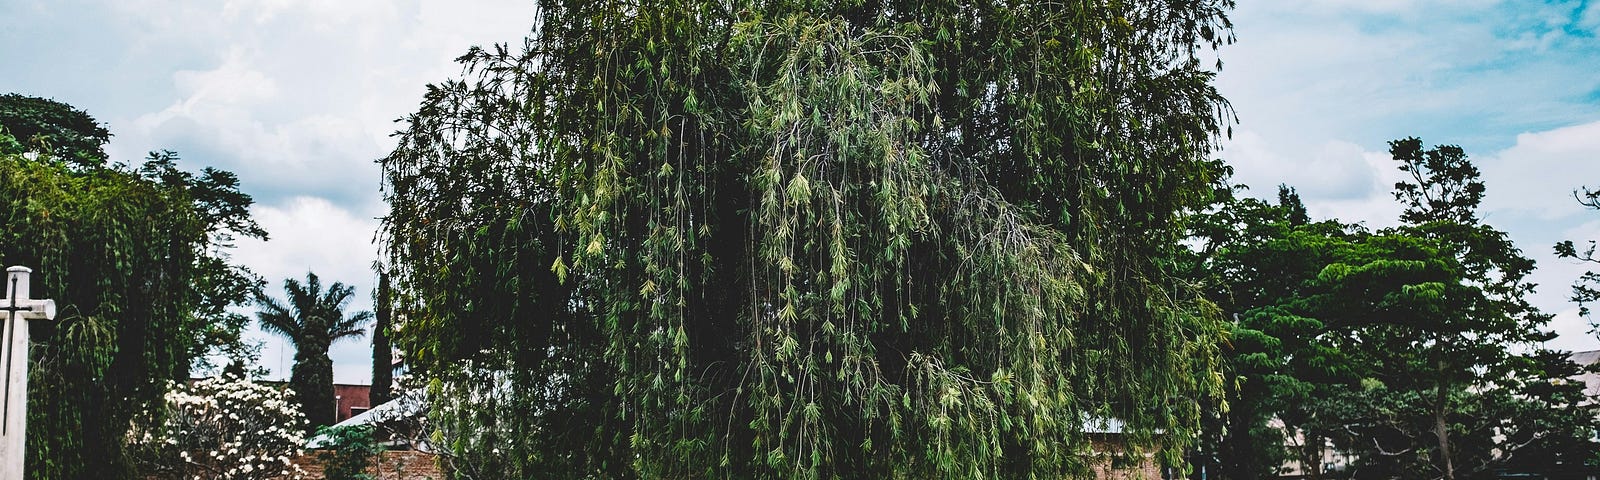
(333, 383), (372, 423)
(1573, 350), (1600, 406)
(201, 378), (377, 425)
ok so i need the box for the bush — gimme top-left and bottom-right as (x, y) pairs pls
(130, 374), (309, 479)
(316, 424), (383, 480)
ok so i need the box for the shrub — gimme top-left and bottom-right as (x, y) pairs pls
(316, 424), (383, 480)
(130, 374), (309, 479)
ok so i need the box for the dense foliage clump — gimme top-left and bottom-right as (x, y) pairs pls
(381, 1), (1236, 478)
(1188, 140), (1597, 480)
(0, 95), (264, 479)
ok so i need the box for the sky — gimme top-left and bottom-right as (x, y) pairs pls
(1, 0), (1597, 384)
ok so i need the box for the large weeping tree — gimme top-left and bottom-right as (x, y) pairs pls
(380, 1), (1236, 477)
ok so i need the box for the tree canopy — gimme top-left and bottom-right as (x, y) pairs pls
(0, 97), (265, 479)
(380, 0), (1236, 478)
(1189, 140), (1596, 480)
(0, 94), (112, 169)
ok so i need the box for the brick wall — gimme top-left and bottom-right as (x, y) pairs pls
(286, 450), (445, 480)
(1087, 436), (1163, 480)
(277, 442), (1156, 480)
(332, 384), (372, 423)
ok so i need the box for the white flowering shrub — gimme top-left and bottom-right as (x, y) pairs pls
(130, 374), (310, 479)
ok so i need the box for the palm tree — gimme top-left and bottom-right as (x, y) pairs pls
(255, 272), (372, 429)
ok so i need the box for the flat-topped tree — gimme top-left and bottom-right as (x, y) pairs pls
(255, 272), (372, 430)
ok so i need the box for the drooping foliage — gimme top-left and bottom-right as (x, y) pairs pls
(255, 272), (373, 430)
(0, 100), (265, 479)
(380, 1), (1236, 478)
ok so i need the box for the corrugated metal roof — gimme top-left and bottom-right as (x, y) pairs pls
(1572, 349), (1600, 398)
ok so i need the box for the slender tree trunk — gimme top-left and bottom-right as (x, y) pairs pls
(372, 272), (394, 406)
(1434, 360), (1455, 480)
(1303, 429), (1323, 480)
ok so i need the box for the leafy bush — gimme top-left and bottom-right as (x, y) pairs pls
(316, 424), (383, 480)
(130, 374), (308, 479)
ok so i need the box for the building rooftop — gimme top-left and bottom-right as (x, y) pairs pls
(1572, 349), (1600, 399)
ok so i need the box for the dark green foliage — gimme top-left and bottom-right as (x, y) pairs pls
(1193, 141), (1595, 479)
(1390, 137), (1485, 226)
(1184, 186), (1361, 479)
(255, 272), (373, 430)
(0, 124), (264, 478)
(381, 1), (1237, 478)
(317, 425), (383, 480)
(0, 94), (112, 168)
(371, 272), (394, 406)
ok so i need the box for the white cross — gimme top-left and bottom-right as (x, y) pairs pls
(0, 266), (55, 480)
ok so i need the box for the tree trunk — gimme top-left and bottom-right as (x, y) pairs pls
(1434, 360), (1455, 480)
(1303, 429), (1323, 480)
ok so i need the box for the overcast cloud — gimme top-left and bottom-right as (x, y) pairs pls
(2, 0), (1597, 383)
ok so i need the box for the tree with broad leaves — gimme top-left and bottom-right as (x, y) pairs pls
(1189, 139), (1597, 479)
(1285, 139), (1584, 479)
(0, 93), (111, 168)
(255, 272), (373, 430)
(1, 97), (265, 479)
(1183, 185), (1362, 480)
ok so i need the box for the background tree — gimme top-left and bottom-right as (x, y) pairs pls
(1349, 137), (1554, 479)
(370, 271), (393, 406)
(0, 96), (264, 479)
(255, 272), (372, 430)
(1183, 186), (1361, 480)
(1193, 139), (1594, 480)
(0, 93), (111, 168)
(381, 0), (1235, 478)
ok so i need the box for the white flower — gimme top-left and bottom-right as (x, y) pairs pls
(147, 376), (308, 479)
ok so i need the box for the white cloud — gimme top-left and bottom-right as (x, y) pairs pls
(222, 0), (402, 28)
(1224, 132), (1378, 200)
(1223, 131), (1406, 229)
(1542, 307), (1596, 353)
(1583, 3), (1600, 34)
(1480, 121), (1600, 220)
(169, 49), (279, 106)
(1530, 220), (1600, 351)
(235, 196), (378, 285)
